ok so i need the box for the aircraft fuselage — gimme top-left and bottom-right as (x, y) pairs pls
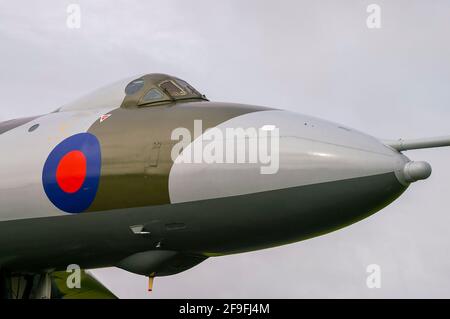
(0, 74), (419, 277)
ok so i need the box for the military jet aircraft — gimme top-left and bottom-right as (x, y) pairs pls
(0, 73), (448, 299)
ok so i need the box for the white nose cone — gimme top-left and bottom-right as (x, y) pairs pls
(169, 110), (411, 204)
(401, 161), (432, 183)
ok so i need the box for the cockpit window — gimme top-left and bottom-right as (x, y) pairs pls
(125, 79), (145, 95)
(141, 88), (164, 103)
(174, 79), (201, 96)
(159, 80), (186, 97)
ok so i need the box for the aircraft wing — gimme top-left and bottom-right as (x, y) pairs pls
(50, 270), (117, 299)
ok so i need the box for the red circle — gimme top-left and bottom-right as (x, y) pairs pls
(56, 150), (87, 194)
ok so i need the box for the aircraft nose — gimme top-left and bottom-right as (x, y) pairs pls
(168, 109), (416, 253)
(169, 109), (411, 204)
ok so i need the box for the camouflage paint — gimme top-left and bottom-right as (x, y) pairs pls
(87, 101), (271, 212)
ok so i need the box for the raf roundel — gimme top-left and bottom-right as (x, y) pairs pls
(42, 133), (101, 214)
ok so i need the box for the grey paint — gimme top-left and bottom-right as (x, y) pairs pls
(0, 107), (118, 222)
(170, 110), (409, 203)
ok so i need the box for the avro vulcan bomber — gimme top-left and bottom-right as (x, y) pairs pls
(0, 73), (448, 298)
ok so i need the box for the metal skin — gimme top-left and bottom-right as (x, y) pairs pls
(0, 73), (438, 298)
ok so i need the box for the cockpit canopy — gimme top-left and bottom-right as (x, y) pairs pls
(59, 74), (207, 112)
(122, 74), (207, 108)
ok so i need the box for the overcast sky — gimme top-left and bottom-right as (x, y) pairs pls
(1, 0), (450, 298)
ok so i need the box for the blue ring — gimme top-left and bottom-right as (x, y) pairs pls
(42, 133), (101, 214)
